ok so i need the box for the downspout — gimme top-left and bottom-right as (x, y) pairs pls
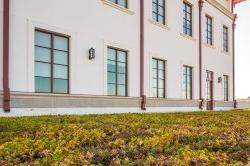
(140, 0), (146, 110)
(231, 0), (237, 108)
(198, 0), (204, 109)
(2, 0), (10, 112)
(233, 14), (237, 108)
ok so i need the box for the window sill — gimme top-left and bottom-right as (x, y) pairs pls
(203, 43), (216, 49)
(148, 19), (171, 30)
(101, 0), (135, 15)
(180, 33), (196, 42)
(221, 50), (231, 56)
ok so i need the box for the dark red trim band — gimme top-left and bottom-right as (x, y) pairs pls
(140, 0), (146, 110)
(198, 0), (204, 109)
(3, 0), (10, 112)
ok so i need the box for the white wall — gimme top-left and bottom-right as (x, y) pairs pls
(8, 0), (141, 97)
(202, 2), (233, 101)
(0, 1), (3, 91)
(1, 0), (233, 102)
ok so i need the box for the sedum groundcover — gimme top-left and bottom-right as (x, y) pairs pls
(0, 110), (250, 165)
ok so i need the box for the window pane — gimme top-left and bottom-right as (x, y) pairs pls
(35, 77), (51, 92)
(118, 0), (126, 8)
(152, 3), (157, 13)
(35, 31), (51, 48)
(54, 36), (68, 51)
(159, 70), (164, 79)
(108, 48), (116, 60)
(108, 72), (116, 84)
(53, 79), (68, 93)
(152, 59), (157, 69)
(118, 85), (126, 96)
(53, 65), (68, 79)
(152, 78), (157, 88)
(152, 88), (157, 97)
(158, 6), (164, 15)
(158, 16), (164, 24)
(152, 12), (157, 21)
(54, 50), (68, 65)
(158, 0), (164, 6)
(108, 84), (116, 96)
(158, 89), (164, 98)
(118, 74), (126, 85)
(152, 69), (157, 79)
(108, 60), (116, 72)
(35, 62), (51, 77)
(159, 79), (164, 89)
(117, 51), (126, 62)
(158, 61), (164, 70)
(118, 62), (126, 74)
(35, 47), (51, 62)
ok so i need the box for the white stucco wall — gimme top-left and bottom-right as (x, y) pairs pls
(8, 0), (141, 97)
(202, 2), (234, 101)
(0, 2), (3, 91)
(0, 0), (234, 106)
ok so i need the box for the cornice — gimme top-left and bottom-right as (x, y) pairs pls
(206, 0), (235, 20)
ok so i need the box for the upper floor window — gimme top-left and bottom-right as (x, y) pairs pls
(35, 30), (69, 94)
(109, 0), (127, 8)
(152, 58), (166, 98)
(206, 15), (213, 45)
(183, 65), (193, 99)
(107, 47), (128, 96)
(183, 2), (192, 36)
(223, 75), (229, 101)
(152, 0), (165, 24)
(223, 26), (229, 52)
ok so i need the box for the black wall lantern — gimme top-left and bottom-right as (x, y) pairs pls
(89, 48), (96, 60)
(218, 77), (222, 83)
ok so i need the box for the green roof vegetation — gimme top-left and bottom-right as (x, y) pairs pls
(0, 110), (249, 165)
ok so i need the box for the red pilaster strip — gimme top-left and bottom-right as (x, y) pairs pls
(140, 0), (146, 110)
(233, 14), (237, 108)
(3, 0), (10, 112)
(198, 0), (204, 109)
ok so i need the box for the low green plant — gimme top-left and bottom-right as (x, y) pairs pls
(0, 110), (249, 165)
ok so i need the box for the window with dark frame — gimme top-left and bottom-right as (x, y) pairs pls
(223, 26), (229, 52)
(183, 2), (192, 36)
(109, 0), (127, 8)
(183, 66), (193, 99)
(152, 58), (165, 98)
(35, 30), (69, 94)
(206, 15), (213, 45)
(107, 47), (128, 97)
(152, 0), (165, 24)
(223, 75), (229, 101)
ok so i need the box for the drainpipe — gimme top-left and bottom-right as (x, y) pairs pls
(2, 0), (10, 112)
(198, 0), (204, 109)
(233, 14), (237, 108)
(140, 0), (146, 110)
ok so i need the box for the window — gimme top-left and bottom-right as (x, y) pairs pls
(223, 75), (229, 101)
(35, 30), (69, 94)
(109, 0), (127, 8)
(223, 26), (229, 52)
(107, 47), (127, 96)
(206, 15), (213, 45)
(183, 66), (193, 99)
(183, 2), (192, 36)
(152, 0), (165, 24)
(152, 58), (165, 98)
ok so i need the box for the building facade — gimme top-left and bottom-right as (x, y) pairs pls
(0, 0), (237, 115)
